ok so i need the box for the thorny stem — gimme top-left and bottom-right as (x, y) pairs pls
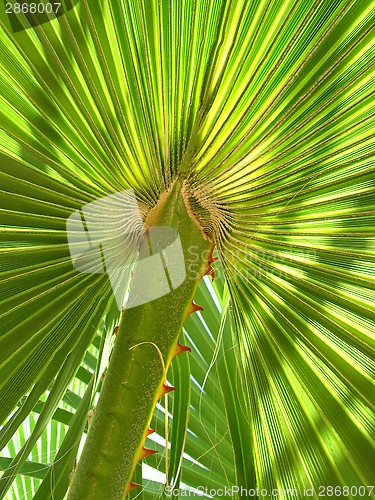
(68, 178), (214, 499)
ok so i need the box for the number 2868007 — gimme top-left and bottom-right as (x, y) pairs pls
(6, 3), (62, 14)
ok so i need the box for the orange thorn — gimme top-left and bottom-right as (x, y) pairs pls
(113, 326), (119, 336)
(207, 247), (218, 264)
(127, 481), (140, 492)
(101, 372), (106, 380)
(175, 342), (191, 356)
(146, 427), (155, 436)
(160, 382), (176, 396)
(191, 301), (203, 313)
(141, 446), (158, 458)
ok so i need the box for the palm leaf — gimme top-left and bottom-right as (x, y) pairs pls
(1, 0), (375, 498)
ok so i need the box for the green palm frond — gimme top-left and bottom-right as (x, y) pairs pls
(1, 0), (375, 498)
